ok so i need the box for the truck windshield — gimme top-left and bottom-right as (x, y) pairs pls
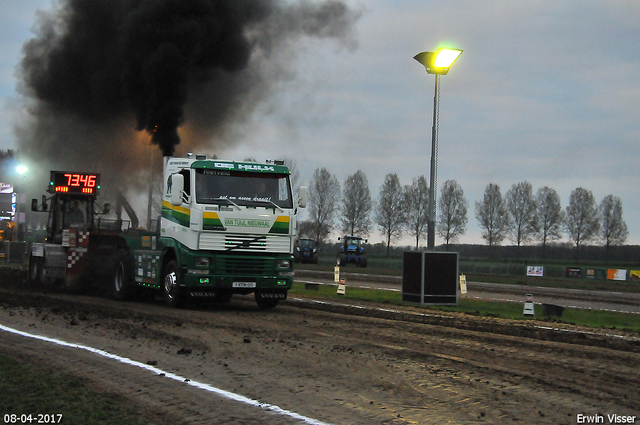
(195, 169), (293, 209)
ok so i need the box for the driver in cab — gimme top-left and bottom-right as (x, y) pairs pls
(65, 200), (85, 227)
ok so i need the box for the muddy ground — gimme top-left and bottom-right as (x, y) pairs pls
(1, 267), (639, 424)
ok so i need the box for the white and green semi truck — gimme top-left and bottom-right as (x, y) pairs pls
(30, 155), (308, 309)
(143, 155), (307, 308)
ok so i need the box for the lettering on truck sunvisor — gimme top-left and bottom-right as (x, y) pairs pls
(191, 160), (289, 174)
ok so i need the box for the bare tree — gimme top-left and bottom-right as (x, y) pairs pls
(505, 181), (538, 247)
(536, 186), (564, 257)
(404, 176), (429, 249)
(599, 195), (628, 260)
(296, 220), (315, 239)
(475, 183), (508, 248)
(308, 168), (340, 246)
(375, 173), (405, 256)
(340, 170), (372, 236)
(565, 187), (599, 257)
(437, 179), (468, 249)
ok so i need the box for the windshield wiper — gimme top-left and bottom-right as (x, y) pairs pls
(253, 199), (283, 211)
(208, 197), (241, 210)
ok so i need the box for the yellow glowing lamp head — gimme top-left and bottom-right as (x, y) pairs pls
(434, 48), (462, 68)
(414, 47), (463, 75)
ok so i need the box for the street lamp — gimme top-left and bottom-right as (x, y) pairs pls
(414, 47), (462, 249)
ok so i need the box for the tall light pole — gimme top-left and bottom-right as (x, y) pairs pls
(414, 47), (462, 249)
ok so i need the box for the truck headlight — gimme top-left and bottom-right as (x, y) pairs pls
(195, 257), (210, 267)
(276, 259), (291, 269)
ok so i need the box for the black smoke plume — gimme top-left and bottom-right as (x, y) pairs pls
(17, 0), (360, 191)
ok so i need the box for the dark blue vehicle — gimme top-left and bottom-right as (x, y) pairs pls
(294, 238), (319, 264)
(336, 236), (368, 267)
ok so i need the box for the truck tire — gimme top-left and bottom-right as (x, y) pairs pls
(337, 253), (346, 267)
(359, 254), (368, 268)
(163, 260), (182, 308)
(255, 291), (280, 309)
(312, 253), (319, 264)
(113, 250), (134, 301)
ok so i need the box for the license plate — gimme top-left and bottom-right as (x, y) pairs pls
(233, 281), (256, 288)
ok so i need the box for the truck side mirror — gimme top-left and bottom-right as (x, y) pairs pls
(298, 186), (308, 208)
(171, 173), (185, 206)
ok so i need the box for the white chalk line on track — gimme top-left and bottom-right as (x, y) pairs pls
(0, 323), (333, 425)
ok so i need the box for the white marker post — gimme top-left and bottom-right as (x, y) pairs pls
(459, 274), (467, 295)
(523, 294), (535, 317)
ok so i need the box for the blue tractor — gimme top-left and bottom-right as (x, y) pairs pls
(336, 236), (368, 267)
(294, 238), (319, 264)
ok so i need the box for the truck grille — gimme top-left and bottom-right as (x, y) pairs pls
(224, 235), (267, 251)
(217, 256), (271, 275)
(199, 233), (291, 253)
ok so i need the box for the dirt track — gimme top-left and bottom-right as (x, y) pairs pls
(1, 269), (639, 424)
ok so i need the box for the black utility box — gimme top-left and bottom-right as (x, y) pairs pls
(402, 251), (458, 305)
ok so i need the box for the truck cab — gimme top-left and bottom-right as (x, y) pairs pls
(149, 155), (308, 308)
(29, 171), (109, 290)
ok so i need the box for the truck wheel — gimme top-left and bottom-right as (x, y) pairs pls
(255, 292), (279, 309)
(312, 253), (319, 264)
(113, 251), (133, 301)
(337, 253), (346, 267)
(359, 255), (368, 268)
(163, 260), (182, 308)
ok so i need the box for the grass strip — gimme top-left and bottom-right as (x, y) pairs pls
(290, 283), (640, 333)
(0, 352), (167, 425)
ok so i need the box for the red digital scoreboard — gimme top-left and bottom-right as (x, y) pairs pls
(50, 171), (100, 195)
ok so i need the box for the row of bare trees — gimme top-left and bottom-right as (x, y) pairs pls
(475, 182), (628, 257)
(302, 168), (629, 257)
(302, 168), (469, 255)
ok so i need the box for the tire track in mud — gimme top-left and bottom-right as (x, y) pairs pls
(1, 283), (640, 424)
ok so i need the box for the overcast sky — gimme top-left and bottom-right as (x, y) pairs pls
(1, 0), (639, 247)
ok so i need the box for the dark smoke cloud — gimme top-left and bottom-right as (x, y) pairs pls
(16, 0), (360, 193)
